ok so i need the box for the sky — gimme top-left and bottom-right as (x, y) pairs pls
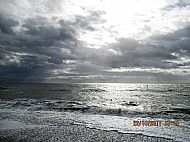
(0, 0), (190, 83)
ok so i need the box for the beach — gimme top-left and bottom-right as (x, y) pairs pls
(0, 119), (174, 142)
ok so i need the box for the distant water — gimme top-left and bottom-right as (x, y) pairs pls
(0, 83), (190, 141)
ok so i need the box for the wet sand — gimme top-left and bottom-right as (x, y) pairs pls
(0, 121), (174, 142)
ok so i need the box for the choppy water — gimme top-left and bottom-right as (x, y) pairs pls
(0, 83), (190, 141)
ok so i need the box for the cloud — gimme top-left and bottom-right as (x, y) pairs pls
(99, 38), (177, 69)
(0, 15), (19, 34)
(0, 0), (106, 82)
(0, 0), (190, 83)
(164, 0), (190, 10)
(151, 26), (190, 66)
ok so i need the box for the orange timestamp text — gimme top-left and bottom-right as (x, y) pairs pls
(133, 119), (179, 127)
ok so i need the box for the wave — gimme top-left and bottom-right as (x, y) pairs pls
(1, 99), (189, 121)
(79, 88), (106, 92)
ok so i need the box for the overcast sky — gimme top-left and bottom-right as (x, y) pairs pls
(0, 0), (190, 83)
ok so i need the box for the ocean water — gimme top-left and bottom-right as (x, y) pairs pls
(0, 83), (190, 141)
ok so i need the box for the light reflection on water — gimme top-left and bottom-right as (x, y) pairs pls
(1, 83), (190, 118)
(78, 83), (190, 116)
(0, 83), (190, 141)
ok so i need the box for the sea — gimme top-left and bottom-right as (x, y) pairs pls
(0, 83), (190, 141)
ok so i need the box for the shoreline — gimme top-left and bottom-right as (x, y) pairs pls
(0, 119), (174, 142)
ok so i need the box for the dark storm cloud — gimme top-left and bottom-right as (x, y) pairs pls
(1, 0), (190, 82)
(99, 24), (190, 74)
(92, 38), (177, 69)
(152, 26), (190, 59)
(1, 13), (189, 82)
(152, 26), (190, 41)
(0, 15), (19, 34)
(0, 16), (77, 61)
(0, 3), (105, 82)
(164, 0), (190, 10)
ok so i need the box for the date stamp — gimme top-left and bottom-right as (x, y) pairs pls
(133, 119), (179, 127)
